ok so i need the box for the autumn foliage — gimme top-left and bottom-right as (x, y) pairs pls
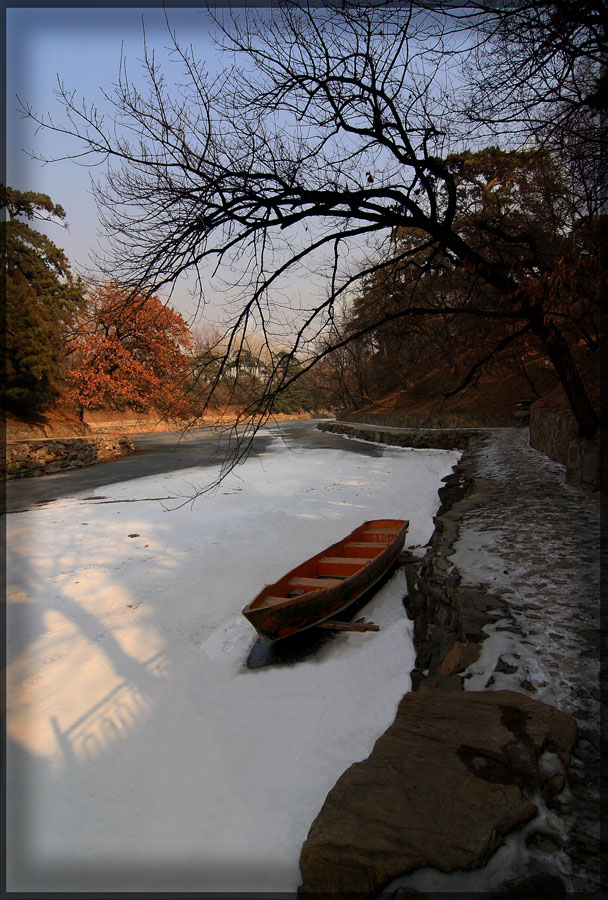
(66, 284), (195, 419)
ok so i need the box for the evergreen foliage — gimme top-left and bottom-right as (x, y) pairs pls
(2, 185), (83, 412)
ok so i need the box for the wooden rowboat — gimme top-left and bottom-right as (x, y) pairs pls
(242, 519), (408, 643)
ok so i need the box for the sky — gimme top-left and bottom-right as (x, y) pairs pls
(6, 5), (241, 324)
(4, 3), (421, 336)
(5, 4), (477, 336)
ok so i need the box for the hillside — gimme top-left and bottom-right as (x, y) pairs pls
(336, 347), (564, 428)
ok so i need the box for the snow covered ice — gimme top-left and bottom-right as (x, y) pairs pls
(6, 429), (459, 892)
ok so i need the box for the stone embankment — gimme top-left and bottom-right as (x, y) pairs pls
(529, 406), (604, 492)
(319, 420), (483, 452)
(334, 406), (529, 429)
(300, 423), (601, 898)
(324, 410), (604, 490)
(3, 436), (135, 480)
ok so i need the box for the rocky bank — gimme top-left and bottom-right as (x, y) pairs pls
(299, 424), (603, 898)
(2, 435), (135, 480)
(300, 690), (577, 896)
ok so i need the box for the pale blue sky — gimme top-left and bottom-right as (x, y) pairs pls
(5, 4), (424, 335)
(6, 6), (225, 322)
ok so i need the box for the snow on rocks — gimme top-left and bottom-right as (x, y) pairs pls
(299, 689), (577, 897)
(302, 425), (600, 897)
(406, 427), (601, 896)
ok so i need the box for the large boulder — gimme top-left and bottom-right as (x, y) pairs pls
(299, 690), (577, 897)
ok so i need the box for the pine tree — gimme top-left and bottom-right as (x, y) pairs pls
(2, 186), (83, 413)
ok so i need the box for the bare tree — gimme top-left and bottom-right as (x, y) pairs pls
(24, 1), (603, 479)
(456, 0), (606, 216)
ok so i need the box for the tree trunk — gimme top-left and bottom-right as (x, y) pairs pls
(442, 229), (599, 440)
(532, 318), (598, 439)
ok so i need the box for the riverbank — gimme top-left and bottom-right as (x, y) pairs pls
(3, 411), (329, 480)
(4, 406), (327, 440)
(302, 424), (602, 897)
(2, 435), (136, 480)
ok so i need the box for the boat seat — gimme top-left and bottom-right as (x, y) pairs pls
(320, 556), (370, 565)
(288, 576), (345, 589)
(318, 556), (369, 577)
(343, 542), (384, 556)
(366, 525), (402, 532)
(361, 527), (401, 542)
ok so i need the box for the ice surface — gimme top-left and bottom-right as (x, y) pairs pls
(6, 432), (459, 892)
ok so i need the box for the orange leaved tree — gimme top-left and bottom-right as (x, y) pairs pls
(67, 284), (195, 420)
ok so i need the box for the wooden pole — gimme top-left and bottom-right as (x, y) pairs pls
(317, 620), (380, 633)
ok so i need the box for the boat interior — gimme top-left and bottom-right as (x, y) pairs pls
(254, 520), (405, 608)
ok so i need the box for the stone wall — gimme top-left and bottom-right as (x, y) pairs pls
(529, 406), (577, 466)
(403, 448), (510, 690)
(529, 406), (603, 491)
(334, 407), (529, 429)
(318, 420), (482, 451)
(327, 410), (603, 492)
(567, 433), (605, 492)
(3, 435), (135, 480)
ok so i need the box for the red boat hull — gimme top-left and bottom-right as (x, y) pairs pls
(242, 519), (408, 642)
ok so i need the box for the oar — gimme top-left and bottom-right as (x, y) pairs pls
(317, 619), (380, 633)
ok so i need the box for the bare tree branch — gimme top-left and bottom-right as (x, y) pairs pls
(22, 0), (603, 483)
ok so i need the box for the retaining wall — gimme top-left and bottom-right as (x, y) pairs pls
(3, 435), (135, 480)
(327, 411), (603, 492)
(529, 406), (603, 491)
(334, 408), (528, 429)
(318, 420), (482, 451)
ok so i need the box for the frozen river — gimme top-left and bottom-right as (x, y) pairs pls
(4, 420), (389, 513)
(6, 422), (460, 892)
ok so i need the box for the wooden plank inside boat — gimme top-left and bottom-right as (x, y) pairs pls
(318, 556), (369, 577)
(360, 527), (403, 543)
(343, 542), (385, 557)
(288, 576), (345, 589)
